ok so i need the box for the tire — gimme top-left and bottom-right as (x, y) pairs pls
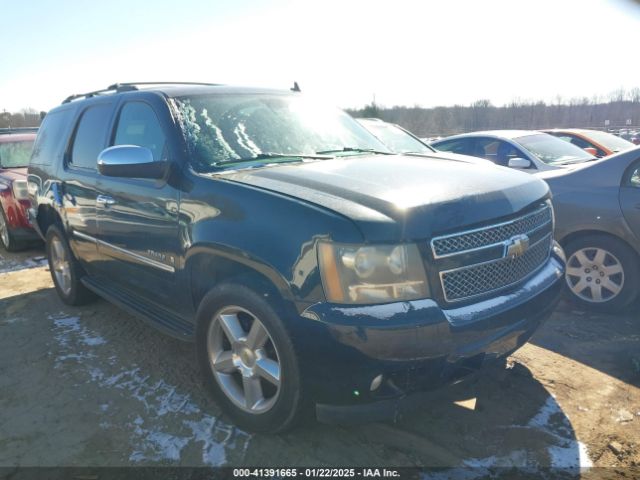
(45, 225), (96, 306)
(196, 283), (304, 433)
(563, 234), (639, 312)
(0, 208), (24, 252)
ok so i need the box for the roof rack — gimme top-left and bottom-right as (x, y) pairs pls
(61, 82), (221, 104)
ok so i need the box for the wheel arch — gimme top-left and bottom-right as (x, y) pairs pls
(36, 204), (62, 238)
(185, 244), (297, 317)
(559, 229), (640, 261)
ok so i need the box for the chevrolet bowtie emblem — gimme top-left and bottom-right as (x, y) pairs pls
(505, 234), (530, 259)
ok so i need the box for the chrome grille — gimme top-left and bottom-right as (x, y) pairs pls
(440, 234), (552, 302)
(431, 205), (552, 258)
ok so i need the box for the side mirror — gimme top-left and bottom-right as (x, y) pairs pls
(508, 157), (532, 169)
(97, 145), (168, 179)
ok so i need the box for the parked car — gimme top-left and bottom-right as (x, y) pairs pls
(29, 82), (565, 432)
(536, 149), (640, 311)
(357, 118), (494, 166)
(543, 128), (637, 158)
(431, 130), (597, 172)
(0, 127), (39, 250)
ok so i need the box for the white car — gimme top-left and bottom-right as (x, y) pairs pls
(431, 130), (597, 172)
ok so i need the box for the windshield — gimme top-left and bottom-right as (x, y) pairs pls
(0, 140), (35, 168)
(358, 120), (433, 154)
(514, 133), (595, 165)
(170, 93), (390, 172)
(580, 130), (635, 153)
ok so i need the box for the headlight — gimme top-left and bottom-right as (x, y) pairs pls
(12, 180), (29, 200)
(318, 242), (430, 304)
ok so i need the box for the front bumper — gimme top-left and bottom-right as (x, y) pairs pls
(297, 254), (565, 422)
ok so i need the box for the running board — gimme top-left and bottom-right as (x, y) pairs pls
(81, 276), (195, 341)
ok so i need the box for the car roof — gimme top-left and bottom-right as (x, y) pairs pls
(434, 130), (544, 142)
(60, 83), (296, 105)
(542, 128), (605, 135)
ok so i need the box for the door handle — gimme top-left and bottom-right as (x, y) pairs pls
(96, 195), (116, 206)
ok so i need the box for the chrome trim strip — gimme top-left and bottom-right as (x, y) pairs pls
(439, 233), (553, 303)
(73, 230), (97, 243)
(430, 204), (551, 259)
(72, 230), (175, 273)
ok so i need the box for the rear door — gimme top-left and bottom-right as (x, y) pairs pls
(60, 102), (114, 273)
(95, 98), (181, 310)
(620, 159), (640, 240)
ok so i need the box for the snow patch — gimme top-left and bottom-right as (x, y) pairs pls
(0, 255), (48, 274)
(425, 394), (592, 478)
(51, 311), (251, 465)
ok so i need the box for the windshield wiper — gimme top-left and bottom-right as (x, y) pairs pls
(212, 152), (333, 169)
(316, 147), (393, 155)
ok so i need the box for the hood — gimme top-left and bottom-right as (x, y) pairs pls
(0, 167), (27, 180)
(220, 155), (549, 242)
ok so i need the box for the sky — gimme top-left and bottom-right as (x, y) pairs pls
(1, 0), (640, 112)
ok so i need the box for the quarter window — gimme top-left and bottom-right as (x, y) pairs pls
(70, 104), (112, 169)
(31, 109), (73, 165)
(113, 102), (166, 161)
(630, 165), (640, 188)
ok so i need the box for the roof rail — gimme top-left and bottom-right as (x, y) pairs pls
(61, 82), (221, 104)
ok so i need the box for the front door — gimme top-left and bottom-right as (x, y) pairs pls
(620, 159), (640, 240)
(95, 100), (181, 311)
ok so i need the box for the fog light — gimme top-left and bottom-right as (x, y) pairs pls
(370, 374), (384, 391)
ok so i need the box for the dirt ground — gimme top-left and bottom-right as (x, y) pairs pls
(1, 246), (639, 477)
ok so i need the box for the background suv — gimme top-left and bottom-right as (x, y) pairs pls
(29, 83), (566, 432)
(0, 127), (39, 250)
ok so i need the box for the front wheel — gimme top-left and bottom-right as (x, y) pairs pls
(563, 234), (639, 312)
(196, 283), (304, 433)
(0, 208), (24, 252)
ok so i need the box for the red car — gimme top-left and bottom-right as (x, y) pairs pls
(0, 128), (39, 250)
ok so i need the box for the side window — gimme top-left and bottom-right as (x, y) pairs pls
(434, 139), (471, 155)
(475, 139), (526, 167)
(69, 104), (112, 169)
(113, 102), (166, 161)
(629, 163), (640, 188)
(31, 109), (74, 165)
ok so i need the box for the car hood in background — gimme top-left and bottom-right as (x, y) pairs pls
(0, 167), (28, 181)
(219, 155), (549, 242)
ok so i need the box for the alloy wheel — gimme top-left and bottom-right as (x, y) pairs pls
(50, 236), (72, 295)
(0, 211), (9, 247)
(566, 247), (624, 303)
(207, 306), (281, 414)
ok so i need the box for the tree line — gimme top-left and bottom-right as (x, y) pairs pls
(0, 109), (45, 129)
(348, 88), (640, 137)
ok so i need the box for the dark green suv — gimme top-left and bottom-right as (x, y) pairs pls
(28, 82), (566, 432)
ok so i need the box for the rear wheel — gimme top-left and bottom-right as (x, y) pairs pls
(564, 234), (639, 312)
(196, 283), (304, 433)
(45, 225), (96, 305)
(0, 208), (23, 252)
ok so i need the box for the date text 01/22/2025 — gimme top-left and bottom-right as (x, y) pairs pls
(232, 468), (401, 478)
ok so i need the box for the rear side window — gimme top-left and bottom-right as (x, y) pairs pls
(113, 102), (166, 161)
(69, 104), (112, 169)
(31, 109), (73, 165)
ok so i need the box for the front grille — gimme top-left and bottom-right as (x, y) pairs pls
(431, 206), (552, 258)
(440, 234), (552, 302)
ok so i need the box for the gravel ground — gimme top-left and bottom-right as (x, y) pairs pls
(1, 247), (638, 476)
